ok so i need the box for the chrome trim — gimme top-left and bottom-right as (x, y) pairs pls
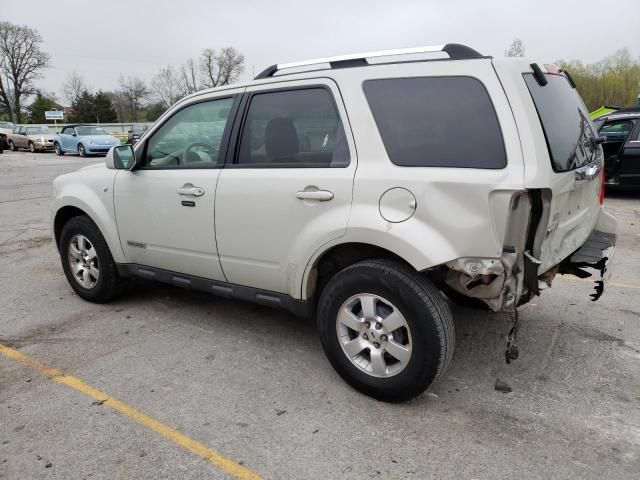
(575, 162), (601, 183)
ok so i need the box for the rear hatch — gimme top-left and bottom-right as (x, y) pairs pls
(494, 60), (604, 275)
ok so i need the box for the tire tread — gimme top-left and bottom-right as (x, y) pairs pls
(317, 258), (455, 401)
(60, 215), (121, 303)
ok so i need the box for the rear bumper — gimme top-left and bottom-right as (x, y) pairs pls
(560, 209), (617, 301)
(570, 230), (616, 266)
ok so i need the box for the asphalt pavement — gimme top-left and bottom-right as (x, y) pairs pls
(1, 150), (639, 479)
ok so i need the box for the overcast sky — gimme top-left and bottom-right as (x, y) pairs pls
(2, 0), (639, 104)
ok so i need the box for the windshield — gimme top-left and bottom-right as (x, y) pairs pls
(76, 126), (109, 136)
(524, 73), (597, 172)
(27, 126), (53, 135)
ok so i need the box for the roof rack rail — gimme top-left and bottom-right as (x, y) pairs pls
(254, 43), (485, 79)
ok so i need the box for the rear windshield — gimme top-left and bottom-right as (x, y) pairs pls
(363, 77), (506, 168)
(524, 73), (597, 172)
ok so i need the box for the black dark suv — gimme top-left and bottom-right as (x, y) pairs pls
(594, 108), (640, 187)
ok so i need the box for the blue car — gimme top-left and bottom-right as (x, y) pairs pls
(54, 125), (121, 157)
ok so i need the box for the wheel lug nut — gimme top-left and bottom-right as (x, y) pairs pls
(373, 342), (380, 348)
(381, 334), (387, 342)
(375, 322), (382, 329)
(365, 321), (370, 328)
(363, 333), (368, 340)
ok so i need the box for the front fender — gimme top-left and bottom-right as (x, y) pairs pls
(51, 172), (125, 263)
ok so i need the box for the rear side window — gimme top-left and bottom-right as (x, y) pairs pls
(524, 73), (597, 172)
(236, 88), (349, 168)
(363, 77), (506, 168)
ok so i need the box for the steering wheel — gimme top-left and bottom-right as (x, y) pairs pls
(184, 142), (217, 164)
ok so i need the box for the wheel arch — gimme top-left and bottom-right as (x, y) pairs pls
(52, 194), (126, 263)
(54, 205), (86, 250)
(299, 221), (462, 301)
(302, 241), (418, 301)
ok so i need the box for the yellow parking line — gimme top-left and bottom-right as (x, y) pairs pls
(0, 344), (262, 480)
(561, 275), (640, 290)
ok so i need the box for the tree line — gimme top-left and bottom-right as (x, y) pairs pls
(0, 21), (244, 124)
(505, 38), (640, 111)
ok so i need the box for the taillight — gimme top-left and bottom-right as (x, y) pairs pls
(599, 168), (605, 205)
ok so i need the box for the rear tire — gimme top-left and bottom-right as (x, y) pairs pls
(59, 215), (122, 303)
(317, 259), (455, 402)
(54, 142), (64, 156)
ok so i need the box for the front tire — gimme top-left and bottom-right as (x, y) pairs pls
(317, 259), (455, 402)
(54, 142), (64, 156)
(59, 215), (122, 303)
(28, 141), (36, 153)
(78, 143), (87, 157)
(8, 140), (17, 151)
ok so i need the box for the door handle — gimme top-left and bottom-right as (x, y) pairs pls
(177, 184), (205, 196)
(295, 190), (334, 201)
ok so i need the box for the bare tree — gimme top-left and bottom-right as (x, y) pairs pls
(118, 75), (150, 122)
(0, 22), (50, 122)
(201, 47), (244, 88)
(62, 71), (89, 106)
(180, 58), (200, 95)
(505, 38), (525, 58)
(107, 90), (129, 122)
(151, 65), (183, 108)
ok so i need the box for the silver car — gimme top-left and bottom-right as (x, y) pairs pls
(8, 125), (56, 152)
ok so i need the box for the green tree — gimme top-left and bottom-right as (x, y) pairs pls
(557, 48), (640, 110)
(70, 90), (96, 123)
(28, 92), (60, 123)
(93, 90), (117, 123)
(145, 101), (167, 121)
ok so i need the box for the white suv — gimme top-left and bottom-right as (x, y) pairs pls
(51, 44), (617, 402)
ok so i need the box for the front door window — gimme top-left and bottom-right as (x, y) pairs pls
(143, 97), (234, 168)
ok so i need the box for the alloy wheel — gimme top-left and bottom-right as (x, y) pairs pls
(67, 234), (99, 289)
(336, 293), (413, 378)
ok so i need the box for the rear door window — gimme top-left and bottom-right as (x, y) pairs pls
(524, 73), (597, 172)
(236, 87), (349, 168)
(363, 76), (506, 168)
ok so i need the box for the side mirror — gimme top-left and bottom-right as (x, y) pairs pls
(106, 144), (136, 170)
